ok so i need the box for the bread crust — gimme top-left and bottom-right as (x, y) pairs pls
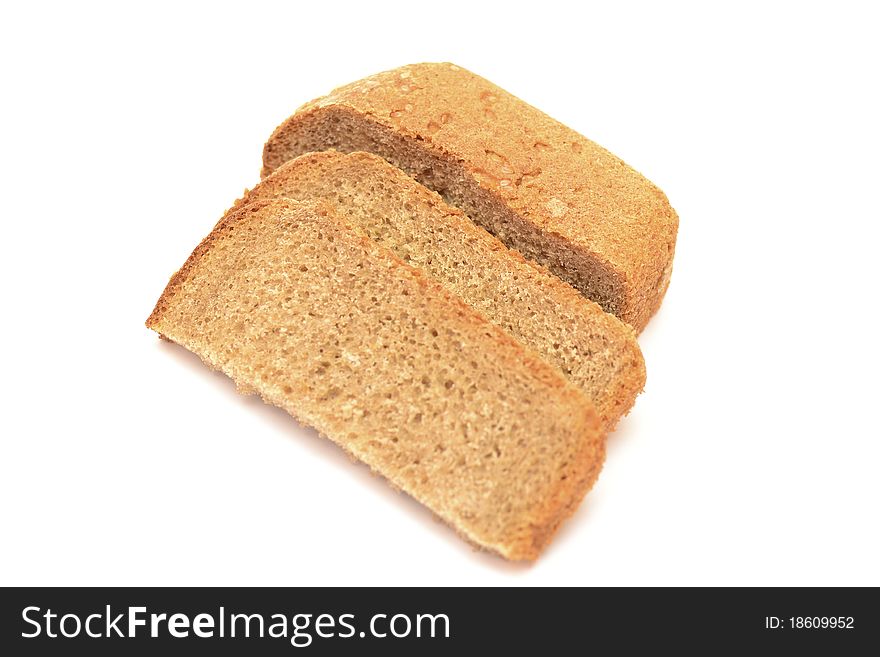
(262, 63), (678, 331)
(147, 199), (605, 560)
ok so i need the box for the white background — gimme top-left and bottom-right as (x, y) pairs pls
(1, 1), (878, 586)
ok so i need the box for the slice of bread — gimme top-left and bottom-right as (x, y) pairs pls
(147, 198), (604, 560)
(262, 62), (679, 332)
(234, 151), (645, 431)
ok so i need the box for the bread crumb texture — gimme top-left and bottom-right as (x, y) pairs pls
(236, 151), (645, 431)
(263, 62), (679, 331)
(147, 199), (605, 560)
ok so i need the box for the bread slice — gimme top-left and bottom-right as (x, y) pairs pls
(234, 151), (645, 431)
(147, 198), (604, 560)
(262, 62), (679, 332)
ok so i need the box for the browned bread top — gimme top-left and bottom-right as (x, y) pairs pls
(147, 198), (604, 560)
(236, 150), (645, 431)
(263, 62), (679, 331)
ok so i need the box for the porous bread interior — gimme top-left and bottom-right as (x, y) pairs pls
(240, 151), (645, 431)
(147, 199), (604, 560)
(264, 106), (627, 319)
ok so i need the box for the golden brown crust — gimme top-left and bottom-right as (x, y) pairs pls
(503, 412), (606, 560)
(262, 63), (678, 331)
(147, 198), (285, 330)
(147, 198), (604, 560)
